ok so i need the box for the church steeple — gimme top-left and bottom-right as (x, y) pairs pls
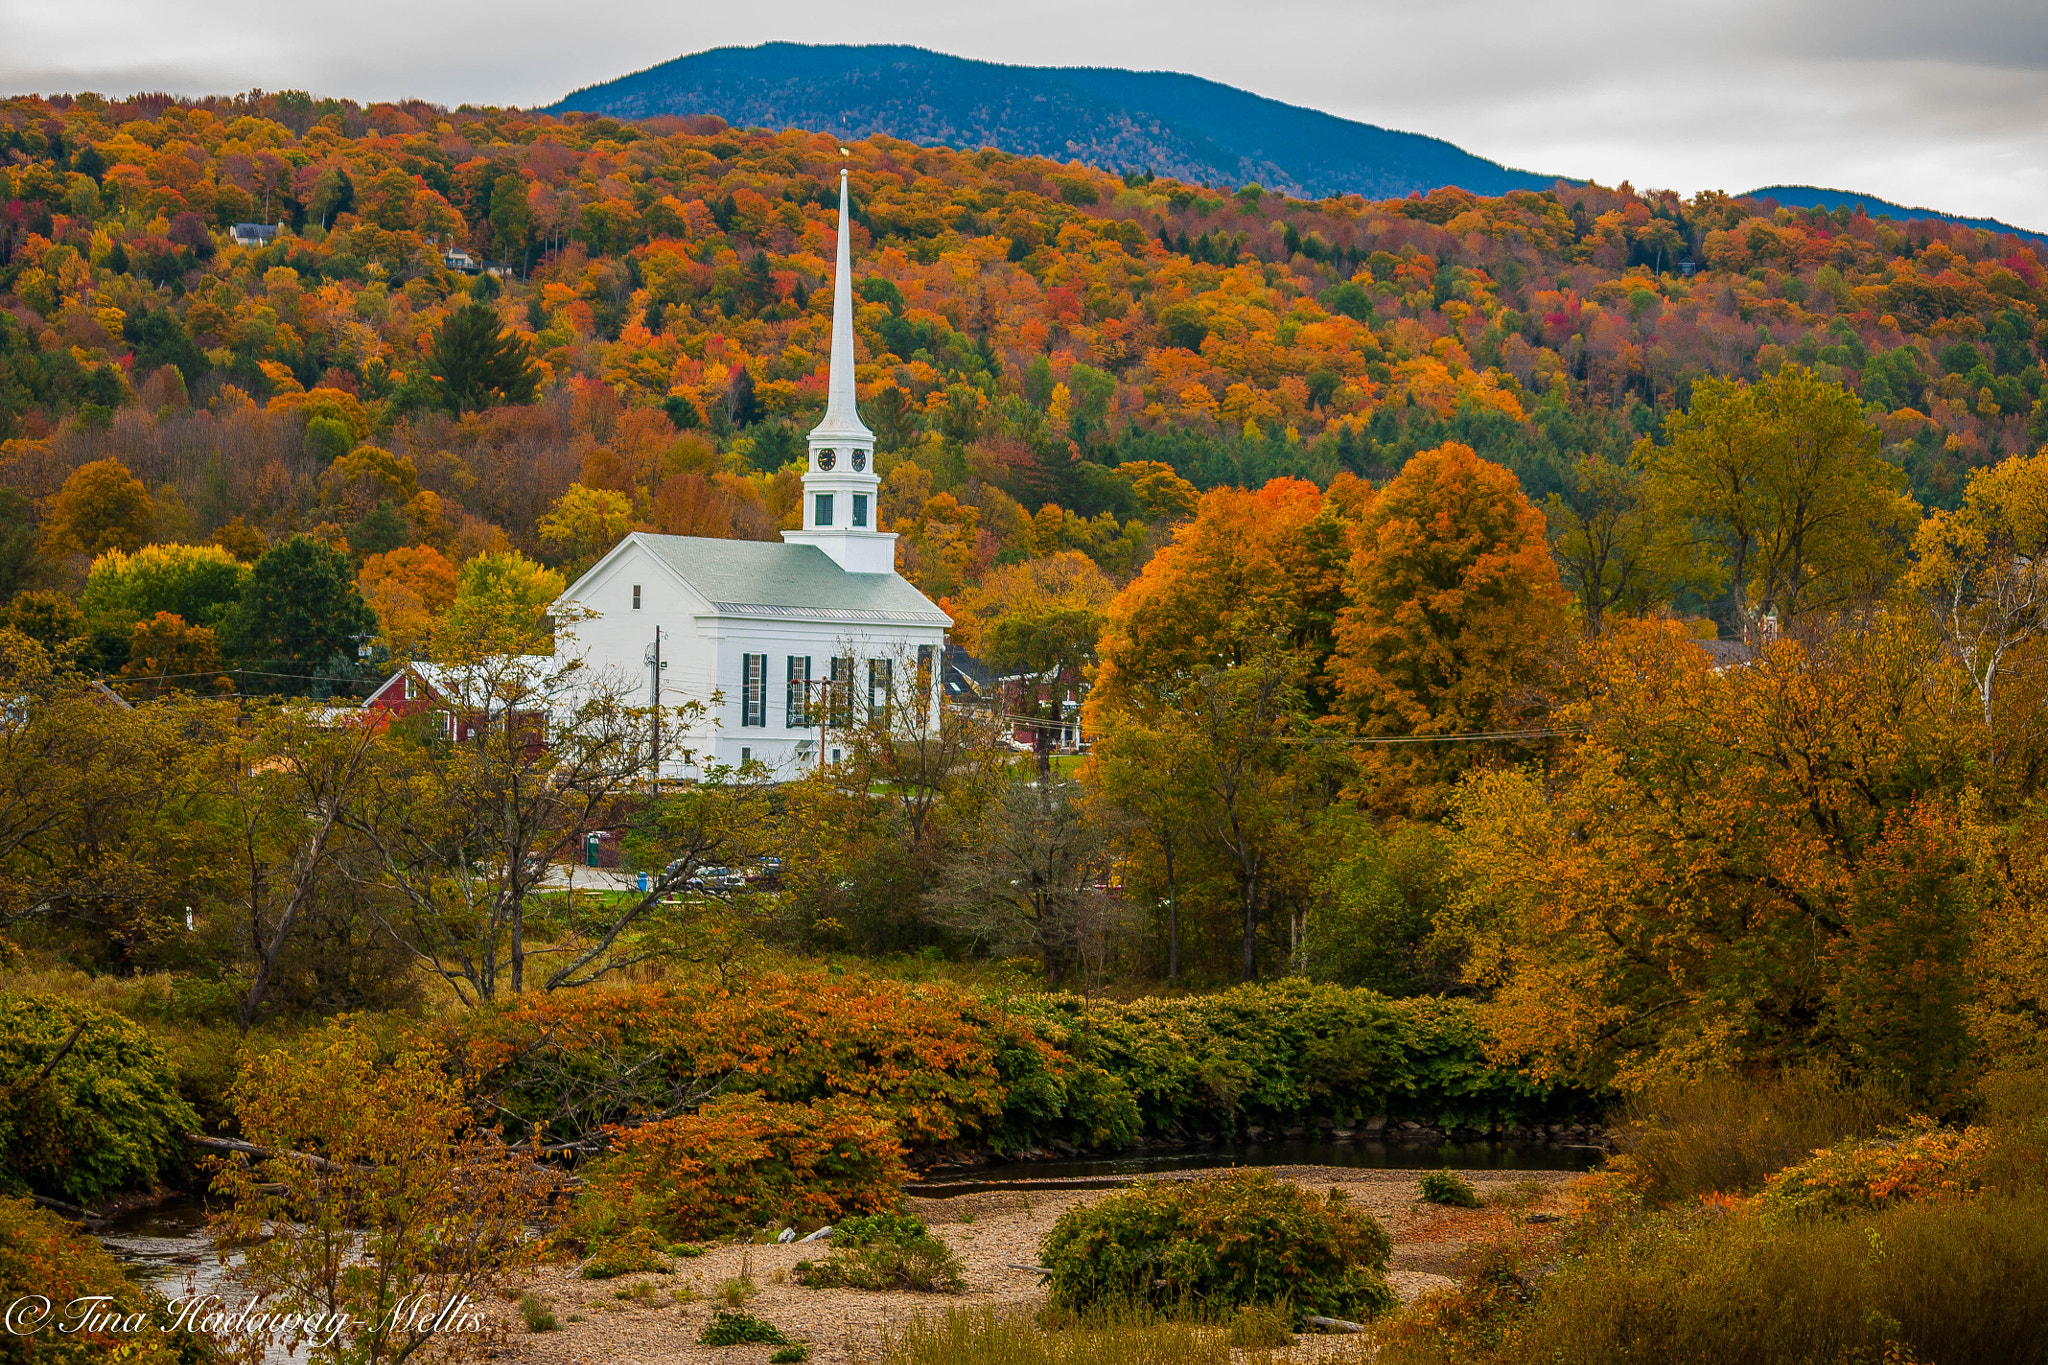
(782, 166), (896, 574)
(813, 168), (872, 445)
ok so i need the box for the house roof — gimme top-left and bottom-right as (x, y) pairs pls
(1693, 639), (1754, 669)
(367, 656), (562, 708)
(625, 534), (951, 627)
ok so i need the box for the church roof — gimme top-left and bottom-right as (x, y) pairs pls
(631, 534), (951, 626)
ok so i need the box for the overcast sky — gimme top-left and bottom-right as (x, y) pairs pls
(5, 0), (2043, 229)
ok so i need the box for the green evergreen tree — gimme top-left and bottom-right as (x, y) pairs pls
(424, 302), (541, 414)
(224, 535), (376, 692)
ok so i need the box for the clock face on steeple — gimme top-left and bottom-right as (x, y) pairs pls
(817, 449), (836, 471)
(851, 450), (867, 472)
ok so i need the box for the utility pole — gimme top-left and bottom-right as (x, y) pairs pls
(645, 626), (665, 786)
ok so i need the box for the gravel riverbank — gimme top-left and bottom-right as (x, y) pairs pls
(494, 1165), (1587, 1365)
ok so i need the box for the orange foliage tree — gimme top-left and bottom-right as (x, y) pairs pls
(1328, 442), (1567, 815)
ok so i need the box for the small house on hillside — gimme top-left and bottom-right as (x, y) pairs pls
(230, 222), (282, 248)
(363, 658), (556, 746)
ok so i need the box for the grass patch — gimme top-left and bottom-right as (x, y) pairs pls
(697, 1309), (792, 1346)
(1225, 1304), (1294, 1348)
(1482, 1178), (1546, 1212)
(518, 1293), (558, 1332)
(1379, 1071), (2048, 1365)
(1418, 1169), (1480, 1208)
(873, 1305), (1228, 1365)
(1611, 1067), (1910, 1204)
(1380, 1189), (2048, 1365)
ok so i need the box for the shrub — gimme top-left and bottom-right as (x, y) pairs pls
(770, 1348), (811, 1364)
(794, 1212), (966, 1292)
(833, 1211), (930, 1247)
(1418, 1169), (1480, 1208)
(0, 1195), (202, 1365)
(1760, 1125), (1992, 1217)
(518, 1292), (558, 1331)
(1377, 1191), (2048, 1365)
(1040, 1171), (1395, 1321)
(458, 973), (1583, 1166)
(457, 974), (1058, 1151)
(698, 1310), (791, 1346)
(579, 1226), (671, 1279)
(0, 993), (199, 1202)
(1017, 980), (1586, 1141)
(578, 1093), (906, 1241)
(1611, 1067), (1910, 1204)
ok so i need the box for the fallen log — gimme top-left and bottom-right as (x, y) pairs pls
(187, 1133), (351, 1173)
(1303, 1315), (1366, 1334)
(1004, 1262), (1052, 1275)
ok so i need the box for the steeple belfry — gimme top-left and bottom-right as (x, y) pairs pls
(783, 166), (896, 574)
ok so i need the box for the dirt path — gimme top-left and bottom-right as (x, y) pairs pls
(495, 1167), (1584, 1364)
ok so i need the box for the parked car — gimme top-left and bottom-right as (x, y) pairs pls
(686, 865), (747, 891)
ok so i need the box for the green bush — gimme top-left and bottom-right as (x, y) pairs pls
(770, 1348), (810, 1364)
(794, 1212), (965, 1292)
(1015, 980), (1587, 1143)
(1379, 1190), (2048, 1365)
(833, 1211), (930, 1247)
(1418, 1169), (1480, 1208)
(0, 993), (199, 1202)
(698, 1310), (792, 1346)
(1040, 1171), (1394, 1322)
(579, 1226), (671, 1279)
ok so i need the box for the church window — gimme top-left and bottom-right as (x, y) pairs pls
(815, 492), (833, 527)
(786, 655), (812, 726)
(829, 656), (855, 728)
(868, 658), (892, 721)
(631, 584), (641, 610)
(741, 653), (767, 727)
(852, 493), (869, 528)
(916, 644), (936, 725)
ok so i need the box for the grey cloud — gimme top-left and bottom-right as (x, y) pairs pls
(0, 0), (2041, 226)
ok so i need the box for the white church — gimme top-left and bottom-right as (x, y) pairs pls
(554, 169), (952, 779)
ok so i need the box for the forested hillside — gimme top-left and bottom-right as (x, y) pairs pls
(1, 86), (2044, 664)
(549, 43), (1556, 201)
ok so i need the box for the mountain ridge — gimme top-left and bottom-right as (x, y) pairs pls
(551, 44), (2047, 243)
(549, 42), (1559, 202)
(1741, 184), (2043, 245)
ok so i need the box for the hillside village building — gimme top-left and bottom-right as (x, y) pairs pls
(553, 169), (951, 779)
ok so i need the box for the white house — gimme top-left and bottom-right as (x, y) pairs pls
(553, 168), (951, 779)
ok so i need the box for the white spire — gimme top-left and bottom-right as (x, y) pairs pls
(812, 168), (872, 442)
